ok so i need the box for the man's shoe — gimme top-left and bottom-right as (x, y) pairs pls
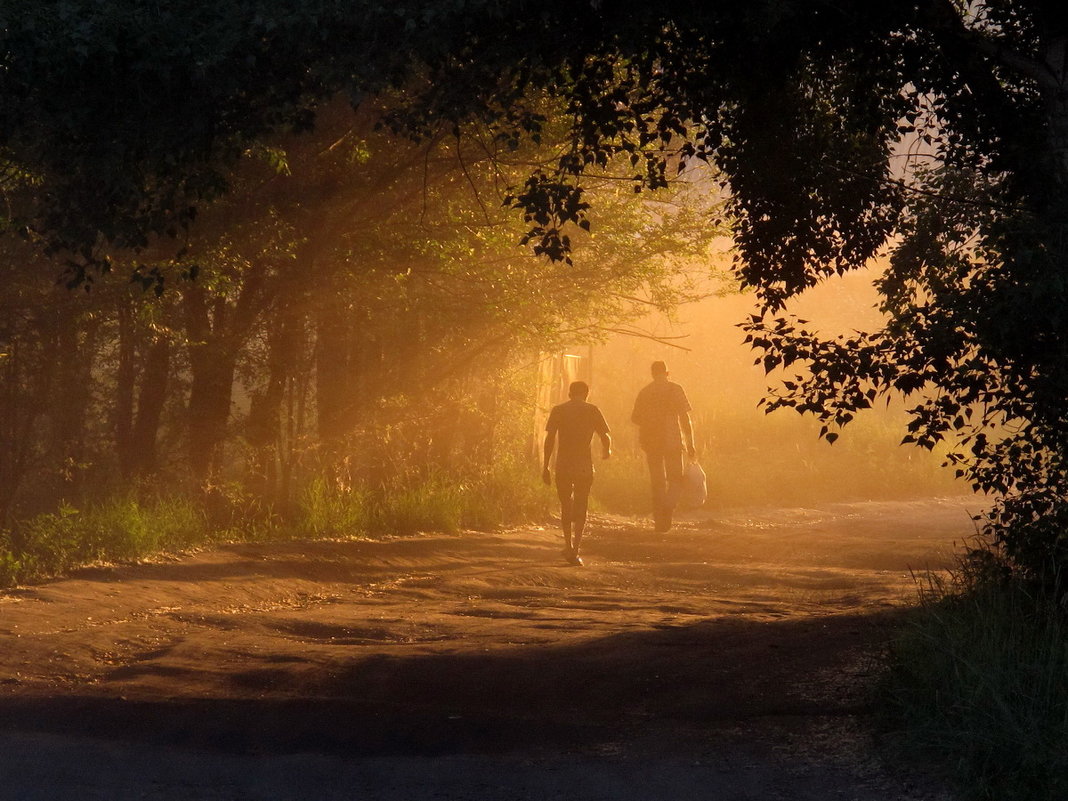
(568, 551), (584, 566)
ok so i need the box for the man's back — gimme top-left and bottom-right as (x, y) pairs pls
(631, 379), (691, 451)
(546, 399), (610, 473)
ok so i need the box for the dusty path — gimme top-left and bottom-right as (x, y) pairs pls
(0, 498), (977, 800)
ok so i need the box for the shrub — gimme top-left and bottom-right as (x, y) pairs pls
(883, 553), (1068, 801)
(370, 475), (466, 535)
(295, 478), (369, 539)
(0, 461), (551, 589)
(590, 452), (652, 515)
(460, 458), (550, 530)
(0, 495), (208, 587)
(14, 503), (90, 576)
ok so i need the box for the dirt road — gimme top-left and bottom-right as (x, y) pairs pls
(0, 498), (977, 800)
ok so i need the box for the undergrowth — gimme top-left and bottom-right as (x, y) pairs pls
(0, 496), (210, 586)
(882, 553), (1068, 801)
(0, 461), (552, 589)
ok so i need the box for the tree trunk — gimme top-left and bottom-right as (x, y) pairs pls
(129, 335), (171, 477)
(115, 297), (137, 477)
(48, 302), (98, 502)
(184, 284), (238, 484)
(314, 292), (354, 456)
(247, 304), (301, 503)
(0, 324), (55, 522)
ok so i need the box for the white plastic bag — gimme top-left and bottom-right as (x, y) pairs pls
(679, 460), (707, 509)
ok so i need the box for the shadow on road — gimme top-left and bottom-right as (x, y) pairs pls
(0, 607), (899, 758)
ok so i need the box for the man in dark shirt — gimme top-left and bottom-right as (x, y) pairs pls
(631, 361), (696, 532)
(542, 381), (612, 566)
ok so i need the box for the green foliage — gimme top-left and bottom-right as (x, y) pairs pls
(10, 502), (86, 576)
(0, 496), (208, 585)
(884, 558), (1068, 801)
(370, 475), (466, 536)
(0, 461), (552, 588)
(86, 495), (209, 557)
(458, 458), (551, 531)
(591, 454), (651, 515)
(295, 479), (370, 539)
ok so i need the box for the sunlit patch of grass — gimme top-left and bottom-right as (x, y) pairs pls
(460, 458), (552, 530)
(370, 475), (466, 535)
(0, 495), (209, 586)
(0, 462), (554, 588)
(295, 478), (370, 539)
(591, 453), (652, 515)
(700, 411), (962, 506)
(882, 557), (1068, 801)
(91, 494), (209, 556)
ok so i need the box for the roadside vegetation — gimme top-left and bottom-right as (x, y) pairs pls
(0, 462), (552, 588)
(5, 4), (1068, 794)
(0, 95), (717, 588)
(883, 553), (1068, 801)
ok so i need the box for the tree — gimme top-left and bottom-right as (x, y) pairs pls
(398, 0), (1068, 584)
(6, 1), (1068, 579)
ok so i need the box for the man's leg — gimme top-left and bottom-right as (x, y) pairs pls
(645, 449), (669, 530)
(570, 473), (594, 562)
(555, 474), (574, 552)
(660, 447), (685, 532)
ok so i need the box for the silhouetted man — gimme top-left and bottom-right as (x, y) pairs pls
(631, 361), (696, 532)
(542, 381), (611, 566)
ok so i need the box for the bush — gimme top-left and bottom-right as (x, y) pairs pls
(0, 462), (552, 588)
(9, 503), (87, 577)
(0, 495), (209, 586)
(883, 553), (1068, 801)
(295, 478), (370, 539)
(88, 495), (209, 557)
(590, 453), (652, 515)
(460, 458), (550, 530)
(370, 475), (466, 535)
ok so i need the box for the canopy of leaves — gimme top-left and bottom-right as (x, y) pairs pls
(6, 1), (1068, 580)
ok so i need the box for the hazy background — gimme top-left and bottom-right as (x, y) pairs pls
(588, 261), (963, 511)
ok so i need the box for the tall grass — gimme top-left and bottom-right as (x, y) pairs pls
(882, 558), (1068, 800)
(0, 496), (209, 586)
(366, 459), (551, 535)
(295, 478), (371, 539)
(591, 453), (652, 515)
(0, 459), (554, 588)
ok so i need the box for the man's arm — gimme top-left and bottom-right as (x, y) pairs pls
(542, 430), (555, 485)
(599, 430), (612, 460)
(676, 384), (696, 459)
(595, 408), (612, 459)
(680, 411), (696, 459)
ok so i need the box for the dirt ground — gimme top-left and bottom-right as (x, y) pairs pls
(0, 497), (980, 800)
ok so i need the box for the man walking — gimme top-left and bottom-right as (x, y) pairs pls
(542, 381), (611, 565)
(631, 361), (696, 532)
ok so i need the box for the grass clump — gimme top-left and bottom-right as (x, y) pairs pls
(0, 496), (209, 585)
(459, 458), (550, 530)
(295, 478), (370, 539)
(0, 461), (554, 589)
(366, 461), (550, 535)
(883, 553), (1068, 801)
(591, 453), (652, 515)
(371, 475), (466, 535)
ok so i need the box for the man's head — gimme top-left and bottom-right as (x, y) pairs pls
(568, 380), (590, 400)
(651, 360), (668, 379)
